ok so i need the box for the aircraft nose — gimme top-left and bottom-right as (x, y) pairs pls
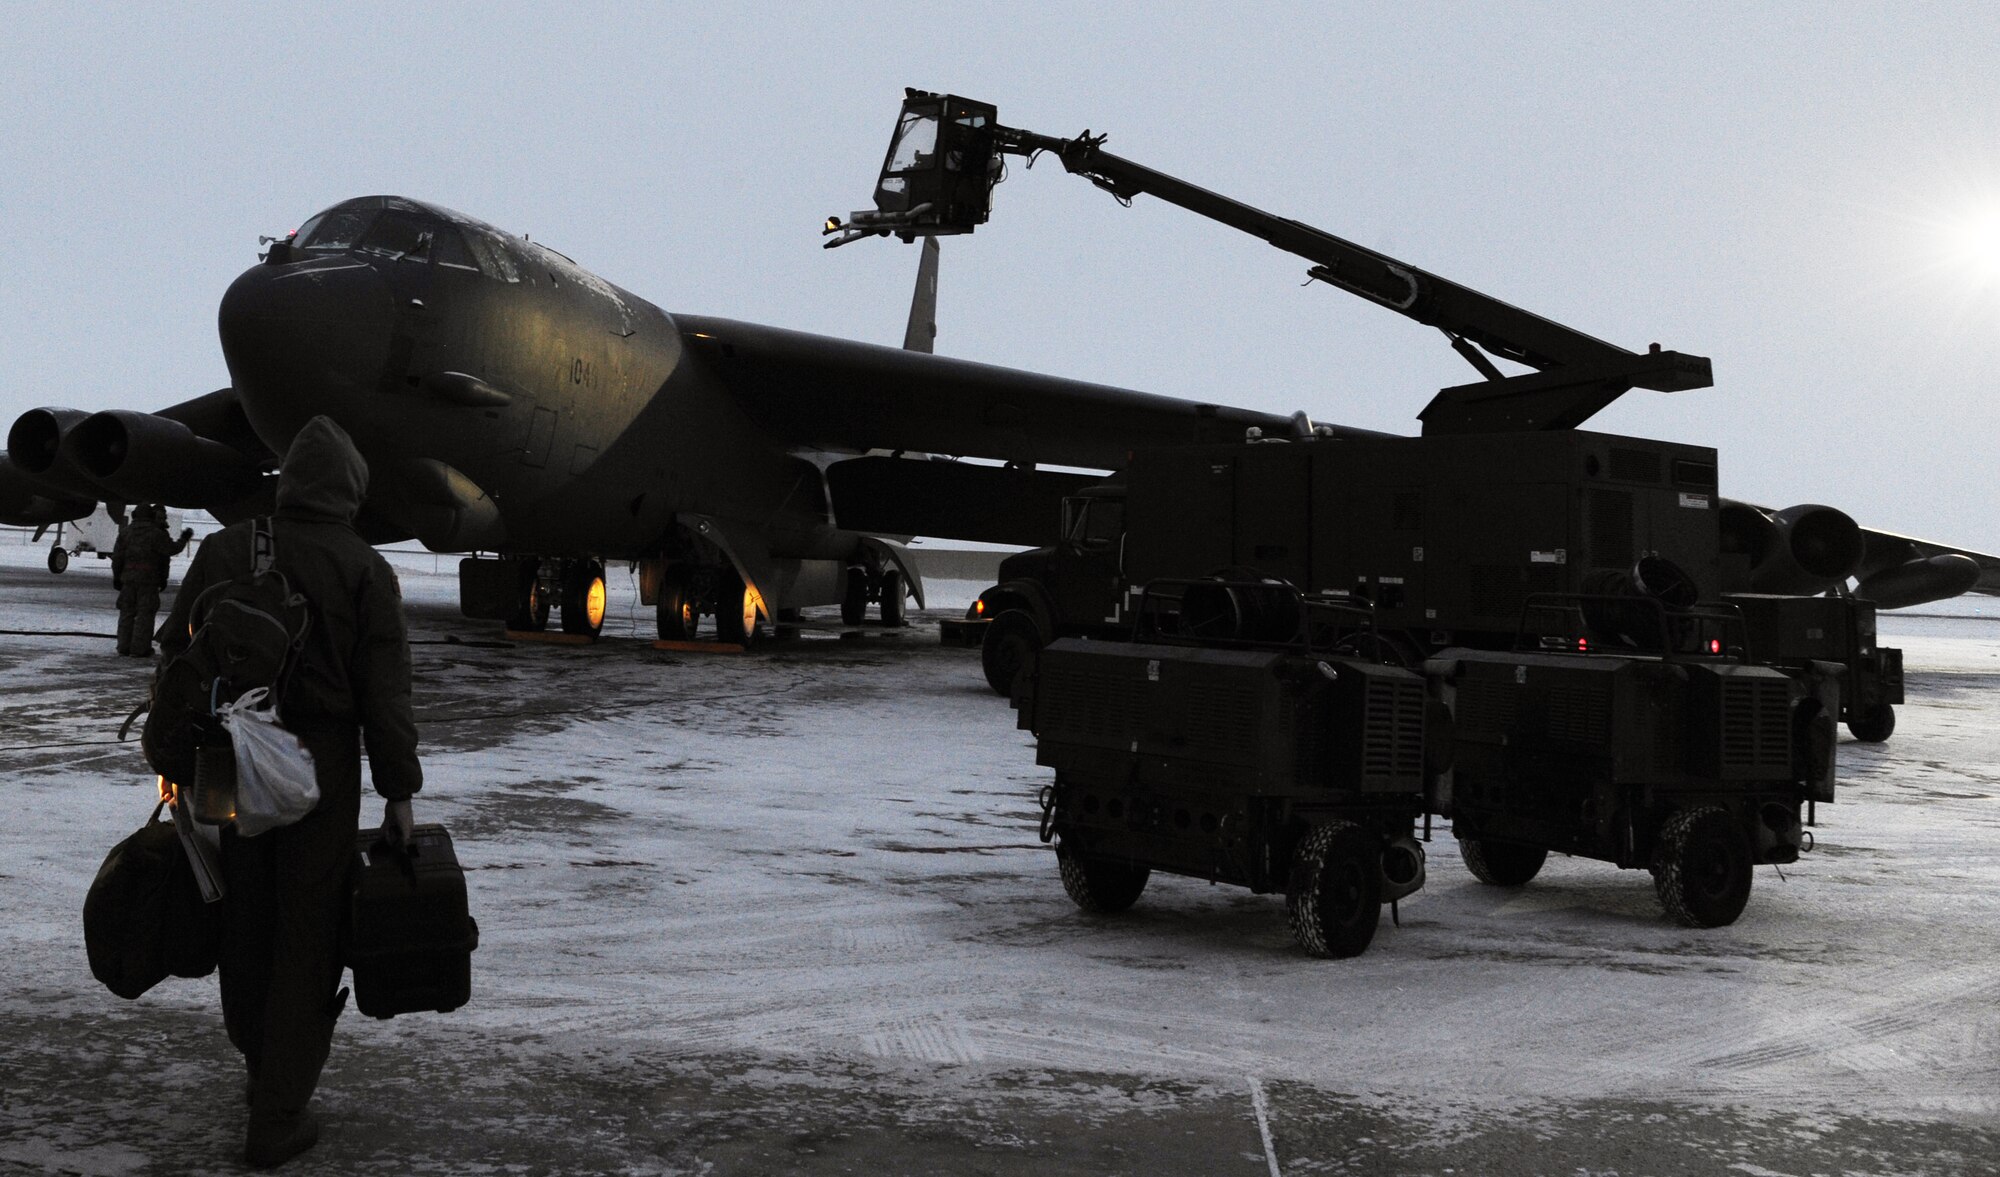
(218, 255), (396, 442)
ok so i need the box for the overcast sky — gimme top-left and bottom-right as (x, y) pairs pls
(4, 3), (1997, 550)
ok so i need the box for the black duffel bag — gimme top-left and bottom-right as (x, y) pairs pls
(84, 800), (221, 999)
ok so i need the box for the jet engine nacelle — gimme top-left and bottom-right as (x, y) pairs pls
(0, 452), (94, 525)
(7, 407), (109, 501)
(1856, 553), (1982, 610)
(1719, 500), (1864, 596)
(66, 409), (264, 507)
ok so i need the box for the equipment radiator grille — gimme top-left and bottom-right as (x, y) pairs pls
(1186, 682), (1258, 752)
(1041, 664), (1144, 741)
(1547, 684), (1612, 744)
(1456, 677), (1518, 736)
(1363, 677), (1427, 779)
(1720, 678), (1792, 772)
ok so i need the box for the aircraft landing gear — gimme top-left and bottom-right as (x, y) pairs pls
(656, 566), (698, 641)
(507, 557), (550, 631)
(560, 559), (608, 637)
(47, 546), (69, 574)
(841, 560), (910, 627)
(879, 567), (906, 626)
(716, 574), (763, 648)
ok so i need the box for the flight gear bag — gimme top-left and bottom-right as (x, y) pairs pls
(348, 823), (478, 1018)
(142, 518), (312, 790)
(83, 800), (221, 999)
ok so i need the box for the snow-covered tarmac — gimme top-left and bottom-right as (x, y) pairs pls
(2, 536), (1997, 1176)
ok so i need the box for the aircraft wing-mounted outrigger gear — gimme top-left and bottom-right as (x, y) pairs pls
(824, 89), (1713, 434)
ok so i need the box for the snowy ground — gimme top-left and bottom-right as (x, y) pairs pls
(2, 533), (1997, 1176)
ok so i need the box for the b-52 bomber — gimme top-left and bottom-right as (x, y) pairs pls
(0, 196), (1323, 642)
(3, 98), (1995, 645)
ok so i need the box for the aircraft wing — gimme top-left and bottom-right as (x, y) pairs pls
(1858, 525), (2000, 600)
(2, 388), (276, 526)
(674, 315), (1388, 469)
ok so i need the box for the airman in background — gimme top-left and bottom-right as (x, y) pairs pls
(111, 504), (194, 657)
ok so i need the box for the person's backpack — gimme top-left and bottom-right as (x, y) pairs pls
(141, 518), (313, 785)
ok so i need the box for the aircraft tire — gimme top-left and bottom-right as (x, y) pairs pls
(1847, 702), (1895, 743)
(879, 568), (906, 626)
(717, 576), (761, 648)
(981, 609), (1043, 697)
(508, 559), (549, 632)
(840, 565), (868, 626)
(560, 560), (607, 637)
(1286, 821), (1381, 959)
(47, 546), (68, 574)
(1056, 842), (1149, 913)
(1652, 806), (1753, 928)
(1458, 837), (1547, 886)
(655, 568), (697, 641)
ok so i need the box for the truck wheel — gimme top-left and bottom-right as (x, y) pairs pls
(1286, 821), (1381, 959)
(1652, 807), (1753, 928)
(879, 568), (906, 626)
(47, 546), (69, 574)
(1847, 702), (1895, 743)
(981, 609), (1043, 697)
(841, 565), (868, 626)
(1458, 837), (1547, 886)
(1057, 843), (1149, 913)
(655, 568), (696, 641)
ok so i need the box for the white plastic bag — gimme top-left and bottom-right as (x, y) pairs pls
(217, 688), (319, 837)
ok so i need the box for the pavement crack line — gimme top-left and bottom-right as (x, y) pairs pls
(1248, 1074), (1282, 1177)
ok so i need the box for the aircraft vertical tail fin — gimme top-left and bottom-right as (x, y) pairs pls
(901, 236), (940, 353)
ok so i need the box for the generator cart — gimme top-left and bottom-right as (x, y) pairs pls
(1426, 579), (1838, 928)
(1020, 580), (1433, 958)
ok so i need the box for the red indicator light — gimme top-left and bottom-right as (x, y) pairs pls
(1709, 639), (1721, 654)
(1577, 637), (1588, 652)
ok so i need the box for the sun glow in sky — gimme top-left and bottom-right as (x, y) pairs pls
(1950, 204), (2000, 286)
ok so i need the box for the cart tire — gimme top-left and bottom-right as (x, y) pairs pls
(981, 609), (1044, 697)
(1286, 821), (1382, 959)
(1847, 702), (1895, 743)
(1056, 843), (1149, 913)
(1652, 806), (1753, 928)
(1458, 837), (1547, 886)
(47, 546), (69, 574)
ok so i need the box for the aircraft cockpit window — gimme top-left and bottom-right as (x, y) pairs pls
(462, 228), (522, 283)
(428, 225), (479, 271)
(357, 211), (435, 261)
(295, 209), (376, 255)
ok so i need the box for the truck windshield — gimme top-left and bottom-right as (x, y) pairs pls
(1068, 499), (1125, 546)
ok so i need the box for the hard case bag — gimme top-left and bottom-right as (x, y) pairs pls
(348, 822), (478, 1018)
